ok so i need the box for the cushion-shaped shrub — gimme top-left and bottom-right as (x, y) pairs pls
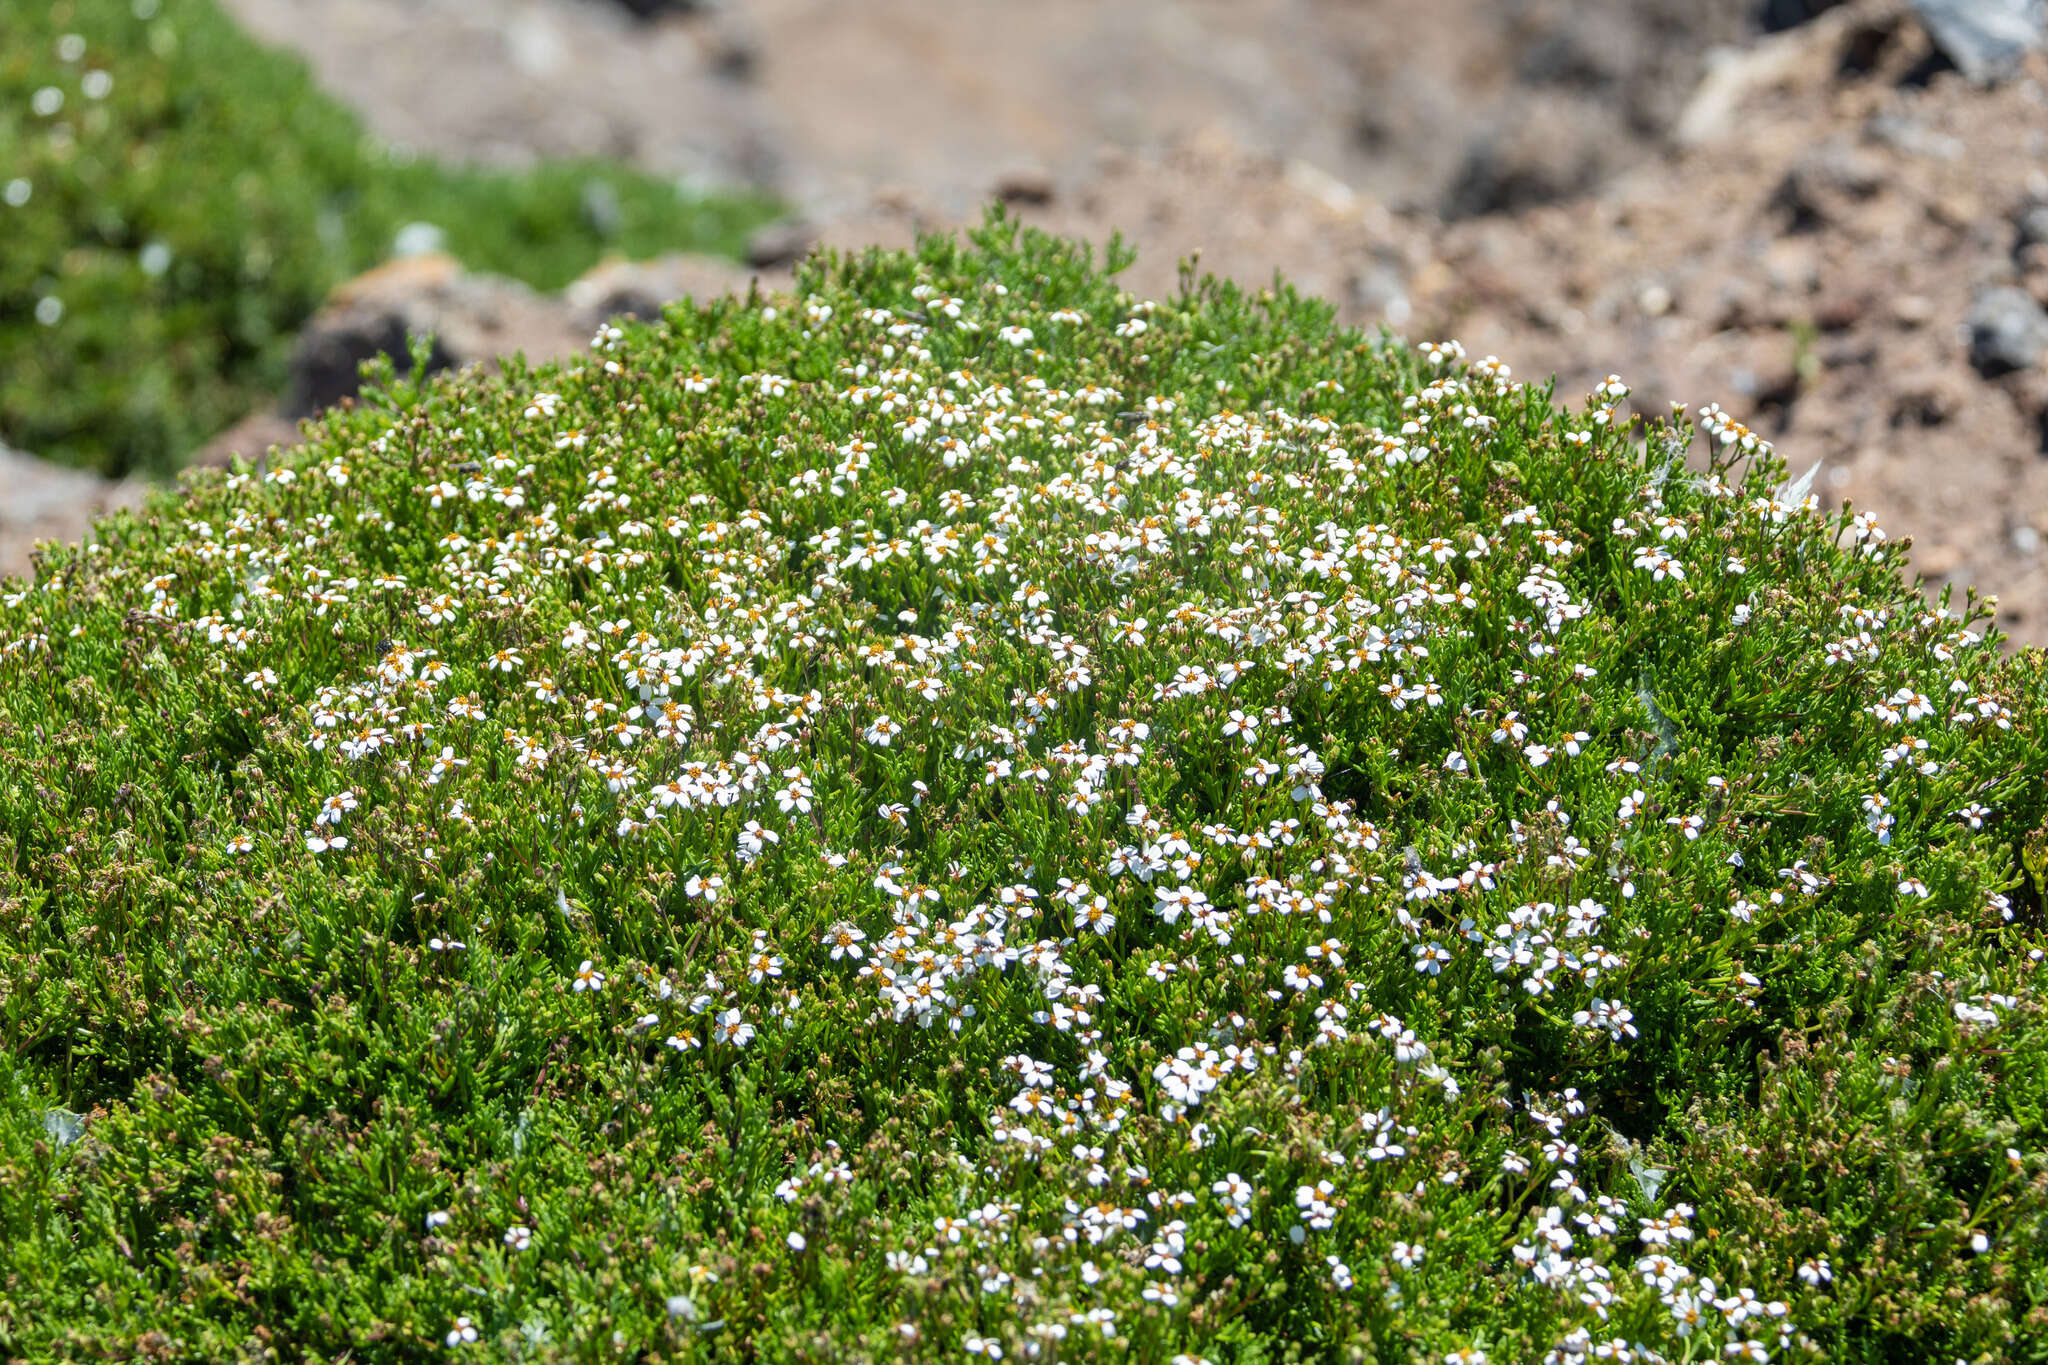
(2, 218), (2045, 1363)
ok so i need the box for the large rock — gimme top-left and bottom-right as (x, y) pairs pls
(285, 254), (587, 418)
(1966, 286), (2048, 375)
(2016, 201), (2048, 249)
(1910, 0), (2048, 81)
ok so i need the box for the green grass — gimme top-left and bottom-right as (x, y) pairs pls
(0, 0), (776, 478)
(2, 215), (2046, 1363)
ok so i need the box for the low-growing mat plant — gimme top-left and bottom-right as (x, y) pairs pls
(0, 0), (775, 477)
(3, 215), (2048, 1363)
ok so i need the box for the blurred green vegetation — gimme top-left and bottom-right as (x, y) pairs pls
(0, 0), (777, 476)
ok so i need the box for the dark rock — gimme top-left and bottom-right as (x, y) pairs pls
(1909, 0), (2047, 82)
(993, 164), (1056, 206)
(746, 220), (817, 269)
(608, 0), (703, 18)
(2017, 202), (2048, 249)
(1837, 16), (1906, 76)
(291, 309), (456, 418)
(1966, 285), (2048, 375)
(1759, 0), (1850, 31)
(705, 23), (760, 82)
(284, 254), (584, 418)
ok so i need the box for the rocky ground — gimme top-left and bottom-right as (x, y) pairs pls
(210, 0), (1766, 222)
(1419, 3), (2048, 639)
(12, 0), (2048, 642)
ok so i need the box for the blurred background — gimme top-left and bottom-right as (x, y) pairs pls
(7, 0), (2048, 638)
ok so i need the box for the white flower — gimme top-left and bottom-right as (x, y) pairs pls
(713, 1008), (756, 1047)
(1633, 547), (1685, 581)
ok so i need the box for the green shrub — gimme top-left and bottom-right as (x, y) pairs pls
(3, 217), (2046, 1363)
(0, 0), (775, 478)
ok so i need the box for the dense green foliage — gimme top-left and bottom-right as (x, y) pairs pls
(0, 0), (774, 477)
(3, 218), (2047, 1363)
